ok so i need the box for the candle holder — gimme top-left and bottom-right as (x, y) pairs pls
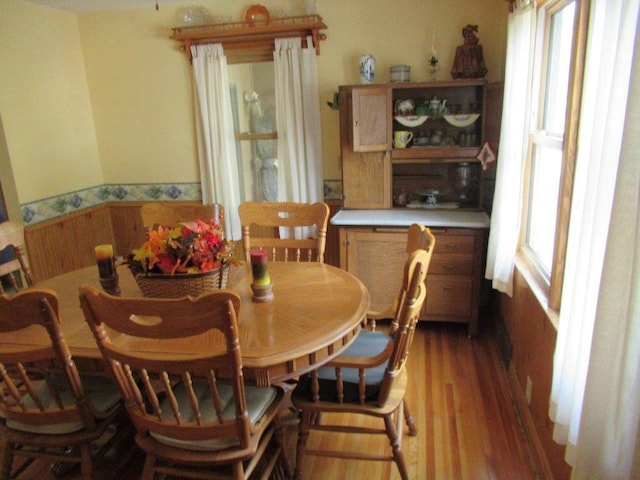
(94, 244), (121, 296)
(251, 282), (274, 303)
(99, 275), (121, 296)
(250, 248), (273, 302)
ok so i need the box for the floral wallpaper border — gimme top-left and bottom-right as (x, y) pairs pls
(21, 180), (343, 226)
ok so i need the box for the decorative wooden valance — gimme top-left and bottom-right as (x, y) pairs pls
(170, 14), (328, 64)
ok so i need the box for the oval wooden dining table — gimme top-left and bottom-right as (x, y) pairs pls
(30, 262), (370, 387)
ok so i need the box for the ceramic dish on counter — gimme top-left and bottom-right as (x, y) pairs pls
(443, 113), (480, 128)
(394, 115), (428, 127)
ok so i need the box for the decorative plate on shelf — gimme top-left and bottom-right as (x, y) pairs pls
(245, 4), (270, 26)
(394, 115), (428, 127)
(443, 113), (481, 128)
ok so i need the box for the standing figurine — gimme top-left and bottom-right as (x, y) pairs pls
(451, 24), (488, 79)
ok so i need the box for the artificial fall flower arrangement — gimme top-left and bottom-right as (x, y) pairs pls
(128, 219), (238, 277)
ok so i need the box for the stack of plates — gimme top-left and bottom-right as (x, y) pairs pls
(395, 116), (428, 127)
(443, 114), (480, 128)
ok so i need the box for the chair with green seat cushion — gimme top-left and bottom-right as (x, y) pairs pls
(79, 285), (291, 480)
(358, 224), (436, 435)
(295, 329), (392, 403)
(149, 382), (276, 452)
(291, 248), (433, 480)
(0, 288), (123, 480)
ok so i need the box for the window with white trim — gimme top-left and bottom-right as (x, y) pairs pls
(521, 0), (581, 308)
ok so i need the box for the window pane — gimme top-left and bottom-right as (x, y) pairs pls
(542, 1), (575, 134)
(526, 144), (562, 276)
(229, 62), (277, 202)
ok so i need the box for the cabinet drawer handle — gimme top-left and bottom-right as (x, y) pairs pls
(441, 285), (455, 291)
(446, 243), (459, 248)
(443, 264), (457, 270)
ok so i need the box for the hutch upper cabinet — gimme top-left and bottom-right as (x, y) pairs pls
(340, 79), (489, 210)
(336, 79), (500, 336)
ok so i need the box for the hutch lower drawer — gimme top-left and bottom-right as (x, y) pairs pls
(338, 226), (486, 336)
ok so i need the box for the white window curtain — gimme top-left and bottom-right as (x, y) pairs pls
(273, 37), (324, 206)
(484, 3), (536, 296)
(191, 44), (242, 240)
(549, 0), (639, 474)
(572, 35), (640, 477)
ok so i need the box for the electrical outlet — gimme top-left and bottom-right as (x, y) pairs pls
(525, 376), (533, 405)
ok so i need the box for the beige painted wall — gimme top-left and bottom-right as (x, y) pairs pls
(1, 0), (507, 205)
(0, 0), (103, 205)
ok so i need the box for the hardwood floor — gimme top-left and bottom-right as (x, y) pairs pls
(3, 322), (542, 480)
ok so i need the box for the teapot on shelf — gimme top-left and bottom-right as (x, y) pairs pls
(428, 96), (448, 117)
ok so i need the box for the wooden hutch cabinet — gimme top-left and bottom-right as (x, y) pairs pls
(335, 79), (500, 336)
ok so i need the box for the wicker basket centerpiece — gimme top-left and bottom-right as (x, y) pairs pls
(128, 218), (238, 298)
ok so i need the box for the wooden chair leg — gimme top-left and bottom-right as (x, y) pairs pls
(294, 410), (312, 480)
(0, 442), (13, 480)
(403, 398), (418, 436)
(274, 416), (293, 479)
(231, 462), (244, 480)
(141, 453), (156, 480)
(79, 443), (93, 480)
(384, 412), (409, 480)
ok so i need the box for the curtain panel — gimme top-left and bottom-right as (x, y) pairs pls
(191, 44), (242, 240)
(550, 0), (640, 475)
(273, 37), (323, 205)
(273, 37), (324, 239)
(484, 4), (536, 296)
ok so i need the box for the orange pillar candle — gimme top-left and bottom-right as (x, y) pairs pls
(250, 248), (271, 286)
(94, 244), (116, 279)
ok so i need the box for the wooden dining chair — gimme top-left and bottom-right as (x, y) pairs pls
(0, 220), (34, 294)
(141, 202), (224, 228)
(290, 248), (432, 480)
(0, 288), (124, 480)
(354, 225), (435, 440)
(78, 285), (291, 480)
(238, 201), (330, 263)
(366, 223), (435, 331)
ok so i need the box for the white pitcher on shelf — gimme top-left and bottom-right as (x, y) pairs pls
(428, 97), (447, 117)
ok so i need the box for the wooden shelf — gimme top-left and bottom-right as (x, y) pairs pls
(170, 14), (328, 63)
(235, 132), (277, 141)
(391, 146), (481, 161)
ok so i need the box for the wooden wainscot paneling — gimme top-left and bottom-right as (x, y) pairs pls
(24, 206), (115, 282)
(497, 268), (572, 480)
(108, 203), (146, 259)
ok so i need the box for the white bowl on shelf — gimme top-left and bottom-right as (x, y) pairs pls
(394, 115), (428, 127)
(443, 113), (481, 128)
